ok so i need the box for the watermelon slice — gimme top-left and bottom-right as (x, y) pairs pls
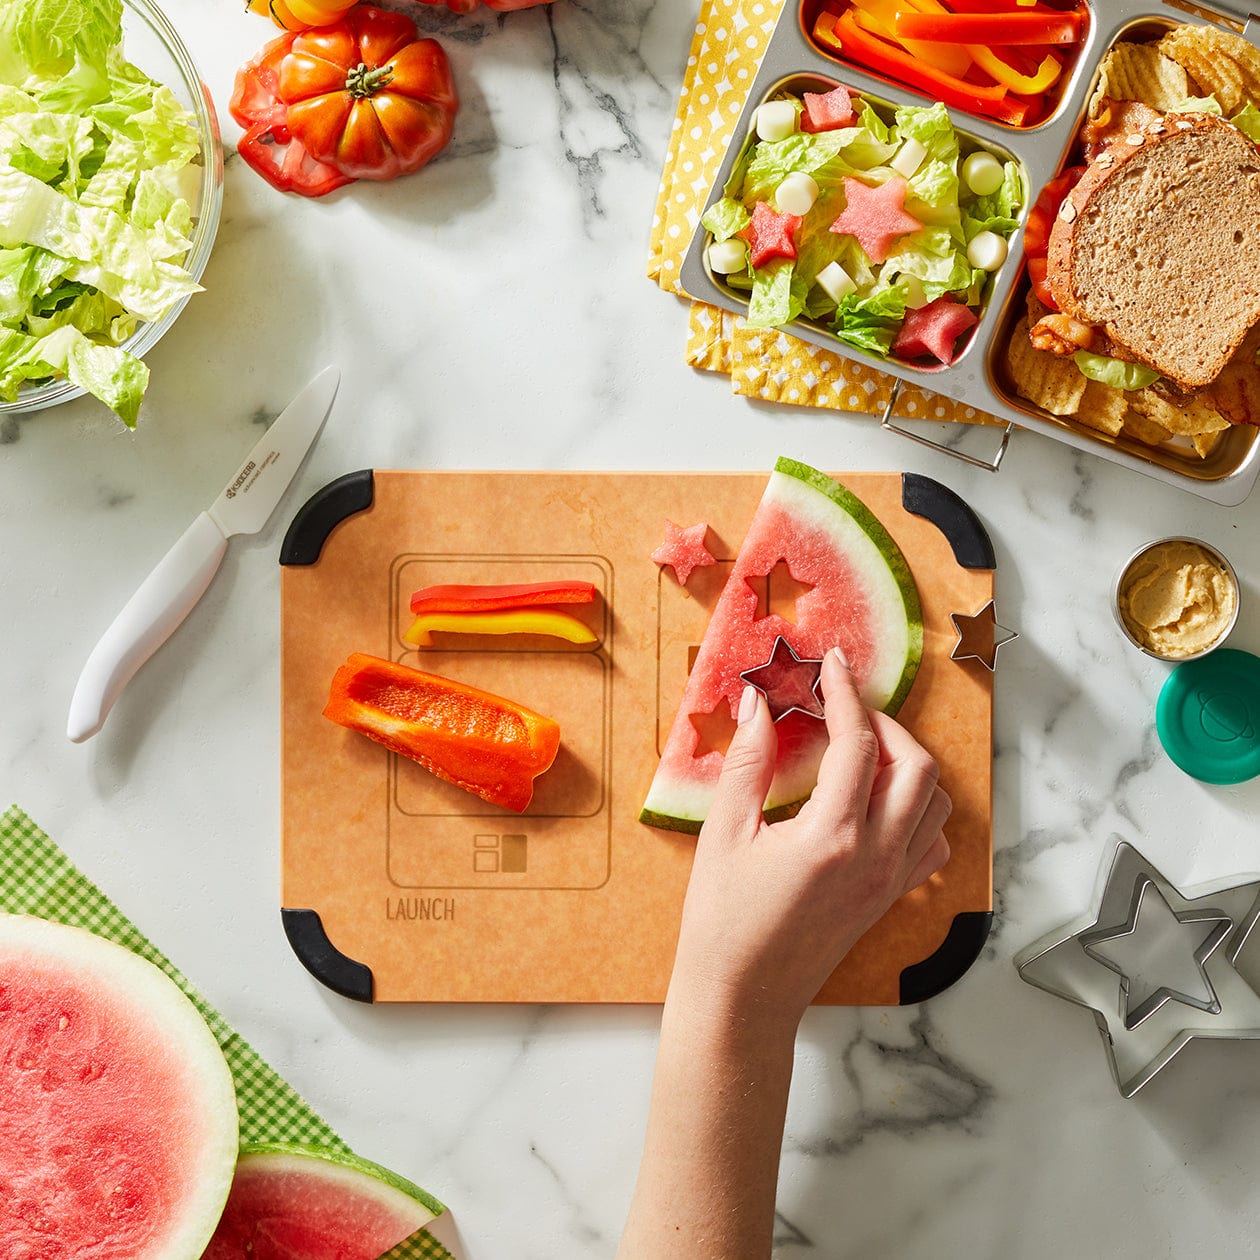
(202, 1143), (442, 1259)
(828, 175), (924, 265)
(0, 913), (239, 1259)
(641, 459), (922, 833)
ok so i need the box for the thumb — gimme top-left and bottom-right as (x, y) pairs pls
(702, 685), (778, 846)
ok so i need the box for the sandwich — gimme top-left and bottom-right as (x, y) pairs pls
(1006, 26), (1260, 456)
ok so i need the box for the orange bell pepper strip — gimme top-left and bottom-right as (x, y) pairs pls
(403, 607), (597, 647)
(845, 0), (972, 78)
(324, 654), (560, 812)
(409, 579), (596, 615)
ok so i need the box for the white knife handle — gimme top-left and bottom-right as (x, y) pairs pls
(67, 512), (229, 743)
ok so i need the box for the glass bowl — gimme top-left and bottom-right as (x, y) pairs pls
(0, 0), (223, 418)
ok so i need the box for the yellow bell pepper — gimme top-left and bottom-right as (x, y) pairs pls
(403, 608), (598, 647)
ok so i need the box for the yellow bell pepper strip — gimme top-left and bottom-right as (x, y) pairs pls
(968, 46), (1061, 95)
(403, 608), (598, 647)
(324, 654), (561, 813)
(893, 10), (1083, 45)
(409, 579), (596, 615)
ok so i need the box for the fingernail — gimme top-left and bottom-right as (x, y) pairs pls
(830, 645), (850, 670)
(737, 685), (759, 725)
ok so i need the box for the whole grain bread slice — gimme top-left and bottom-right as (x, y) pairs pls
(1046, 113), (1260, 392)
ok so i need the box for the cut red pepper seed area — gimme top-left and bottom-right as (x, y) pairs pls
(323, 654), (561, 813)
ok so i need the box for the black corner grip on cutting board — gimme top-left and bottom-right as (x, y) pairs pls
(898, 911), (993, 1004)
(281, 908), (375, 1003)
(900, 473), (996, 571)
(279, 469), (375, 567)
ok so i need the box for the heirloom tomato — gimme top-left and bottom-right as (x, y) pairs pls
(279, 7), (458, 181)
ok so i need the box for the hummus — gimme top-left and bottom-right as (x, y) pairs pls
(1117, 540), (1237, 659)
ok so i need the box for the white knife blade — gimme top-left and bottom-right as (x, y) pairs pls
(66, 366), (340, 744)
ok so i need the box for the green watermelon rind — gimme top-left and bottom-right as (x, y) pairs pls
(639, 796), (803, 835)
(772, 456), (923, 716)
(236, 1142), (446, 1220)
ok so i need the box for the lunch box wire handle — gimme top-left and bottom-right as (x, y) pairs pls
(879, 378), (1016, 473)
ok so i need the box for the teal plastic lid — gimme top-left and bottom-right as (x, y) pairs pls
(1156, 649), (1260, 785)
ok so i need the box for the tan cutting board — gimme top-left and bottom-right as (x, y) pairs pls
(279, 469), (995, 1004)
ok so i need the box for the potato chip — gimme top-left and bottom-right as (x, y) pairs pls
(1004, 313), (1088, 417)
(1089, 42), (1192, 115)
(1121, 408), (1173, 446)
(1158, 23), (1260, 115)
(1127, 387), (1231, 438)
(1192, 430), (1225, 459)
(1074, 380), (1127, 435)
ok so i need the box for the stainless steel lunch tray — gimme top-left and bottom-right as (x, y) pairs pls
(679, 0), (1260, 504)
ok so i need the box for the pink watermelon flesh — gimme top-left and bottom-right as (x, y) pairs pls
(891, 296), (979, 365)
(0, 914), (238, 1260)
(741, 200), (802, 268)
(651, 520), (716, 586)
(202, 1145), (439, 1260)
(801, 85), (855, 133)
(641, 459), (922, 833)
(828, 175), (924, 265)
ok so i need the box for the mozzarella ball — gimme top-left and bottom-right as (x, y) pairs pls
(755, 101), (797, 142)
(962, 152), (1005, 197)
(774, 172), (820, 216)
(967, 230), (1008, 271)
(708, 238), (749, 275)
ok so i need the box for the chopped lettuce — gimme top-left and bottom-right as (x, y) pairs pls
(715, 91), (1020, 359)
(0, 0), (202, 424)
(1073, 351), (1160, 392)
(1231, 103), (1260, 143)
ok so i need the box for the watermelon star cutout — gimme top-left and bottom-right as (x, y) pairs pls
(739, 635), (825, 722)
(829, 175), (923, 264)
(892, 296), (979, 366)
(652, 520), (716, 586)
(740, 200), (803, 269)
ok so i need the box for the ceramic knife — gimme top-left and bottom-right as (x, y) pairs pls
(66, 366), (340, 743)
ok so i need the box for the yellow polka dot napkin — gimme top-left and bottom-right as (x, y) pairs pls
(648, 0), (999, 426)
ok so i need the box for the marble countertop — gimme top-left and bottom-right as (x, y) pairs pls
(5, 1), (1260, 1255)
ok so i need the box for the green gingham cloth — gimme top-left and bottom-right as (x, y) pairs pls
(0, 804), (451, 1260)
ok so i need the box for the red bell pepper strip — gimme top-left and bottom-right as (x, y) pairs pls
(324, 654), (561, 813)
(893, 11), (1083, 45)
(945, 0), (1067, 12)
(409, 580), (596, 615)
(826, 11), (1032, 126)
(1023, 165), (1085, 309)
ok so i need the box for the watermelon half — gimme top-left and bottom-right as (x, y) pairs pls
(202, 1142), (442, 1259)
(641, 458), (922, 833)
(0, 913), (239, 1259)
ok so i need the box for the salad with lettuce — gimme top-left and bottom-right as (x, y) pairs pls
(0, 0), (204, 425)
(702, 88), (1023, 364)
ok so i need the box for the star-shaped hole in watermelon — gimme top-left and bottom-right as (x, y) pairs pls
(740, 636), (825, 722)
(745, 559), (815, 625)
(740, 200), (803, 269)
(689, 698), (738, 758)
(829, 175), (923, 265)
(652, 520), (716, 586)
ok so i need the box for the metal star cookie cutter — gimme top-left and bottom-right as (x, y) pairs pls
(1016, 838), (1260, 1097)
(739, 636), (825, 722)
(950, 600), (1018, 672)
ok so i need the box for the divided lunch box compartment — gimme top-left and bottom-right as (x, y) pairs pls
(679, 0), (1260, 503)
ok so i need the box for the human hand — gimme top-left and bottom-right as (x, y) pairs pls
(669, 648), (951, 1037)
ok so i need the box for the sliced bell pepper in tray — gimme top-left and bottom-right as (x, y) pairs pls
(408, 580), (596, 614)
(324, 653), (561, 813)
(403, 608), (597, 646)
(893, 9), (1082, 44)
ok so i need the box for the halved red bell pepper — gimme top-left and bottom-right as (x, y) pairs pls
(324, 654), (560, 812)
(409, 580), (596, 615)
(893, 10), (1082, 45)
